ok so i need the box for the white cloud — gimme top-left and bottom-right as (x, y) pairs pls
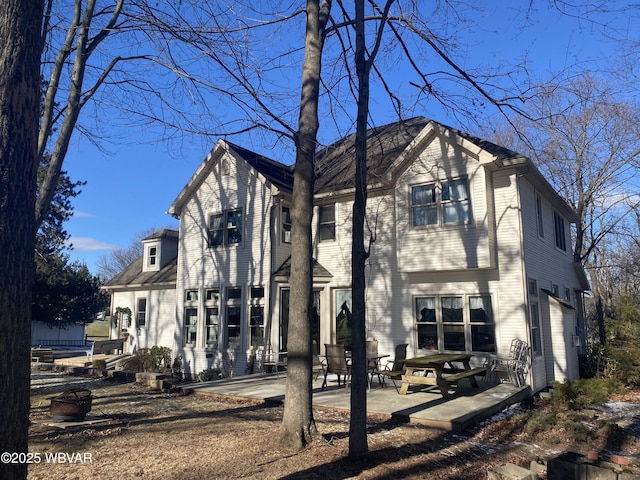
(71, 211), (96, 218)
(67, 237), (119, 252)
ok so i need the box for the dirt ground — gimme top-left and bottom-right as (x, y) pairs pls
(27, 371), (640, 480)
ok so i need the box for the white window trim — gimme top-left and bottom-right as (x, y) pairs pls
(208, 208), (244, 248)
(414, 294), (495, 354)
(410, 177), (470, 229)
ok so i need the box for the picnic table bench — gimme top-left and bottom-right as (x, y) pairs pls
(87, 338), (125, 362)
(31, 348), (54, 363)
(399, 353), (486, 398)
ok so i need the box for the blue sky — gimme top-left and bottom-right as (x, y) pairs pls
(63, 2), (637, 275)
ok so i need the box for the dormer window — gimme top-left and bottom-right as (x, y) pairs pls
(148, 247), (157, 267)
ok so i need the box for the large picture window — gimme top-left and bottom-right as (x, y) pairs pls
(414, 295), (495, 353)
(209, 208), (243, 247)
(411, 178), (469, 227)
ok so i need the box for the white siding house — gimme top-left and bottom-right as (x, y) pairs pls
(103, 117), (589, 390)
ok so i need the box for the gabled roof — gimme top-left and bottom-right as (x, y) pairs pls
(102, 256), (177, 290)
(225, 141), (294, 193)
(167, 116), (576, 222)
(273, 256), (333, 283)
(314, 116), (430, 193)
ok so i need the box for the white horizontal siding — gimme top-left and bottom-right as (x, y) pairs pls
(175, 151), (275, 378)
(395, 136), (494, 272)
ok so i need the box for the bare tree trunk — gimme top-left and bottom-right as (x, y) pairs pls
(349, 0), (370, 458)
(0, 1), (45, 478)
(280, 0), (330, 450)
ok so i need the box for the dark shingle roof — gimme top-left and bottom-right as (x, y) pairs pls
(142, 228), (179, 242)
(226, 141), (294, 193)
(103, 256), (177, 289)
(314, 117), (431, 193)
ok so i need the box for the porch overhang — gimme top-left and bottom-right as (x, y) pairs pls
(273, 256), (333, 284)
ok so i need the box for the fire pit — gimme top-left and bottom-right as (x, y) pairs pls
(49, 389), (93, 421)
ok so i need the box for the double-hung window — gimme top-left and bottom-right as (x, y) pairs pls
(411, 178), (469, 227)
(411, 184), (438, 226)
(527, 279), (542, 356)
(535, 194), (544, 238)
(441, 179), (470, 224)
(184, 290), (198, 346)
(553, 211), (567, 251)
(319, 204), (336, 241)
(281, 206), (291, 243)
(205, 289), (220, 347)
(209, 208), (243, 247)
(148, 247), (157, 267)
(136, 298), (147, 328)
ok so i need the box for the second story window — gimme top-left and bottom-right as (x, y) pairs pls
(535, 194), (544, 238)
(411, 178), (469, 227)
(282, 205), (291, 243)
(411, 183), (437, 226)
(319, 204), (335, 241)
(441, 179), (469, 224)
(553, 211), (567, 251)
(209, 208), (243, 248)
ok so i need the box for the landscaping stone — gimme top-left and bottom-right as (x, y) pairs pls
(487, 462), (539, 480)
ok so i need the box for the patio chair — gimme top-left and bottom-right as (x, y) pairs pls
(312, 353), (326, 381)
(373, 343), (408, 392)
(487, 339), (530, 387)
(322, 344), (351, 390)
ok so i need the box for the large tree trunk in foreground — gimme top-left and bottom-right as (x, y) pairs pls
(0, 1), (45, 479)
(280, 0), (330, 450)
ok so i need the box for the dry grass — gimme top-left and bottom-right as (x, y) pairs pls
(28, 372), (640, 480)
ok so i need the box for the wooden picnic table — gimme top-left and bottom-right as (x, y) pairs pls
(399, 353), (486, 398)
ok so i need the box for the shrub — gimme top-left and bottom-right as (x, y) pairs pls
(198, 368), (223, 382)
(552, 378), (624, 410)
(92, 359), (107, 370)
(135, 346), (172, 372)
(120, 356), (144, 372)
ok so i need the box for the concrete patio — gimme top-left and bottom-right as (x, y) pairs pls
(184, 372), (531, 432)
